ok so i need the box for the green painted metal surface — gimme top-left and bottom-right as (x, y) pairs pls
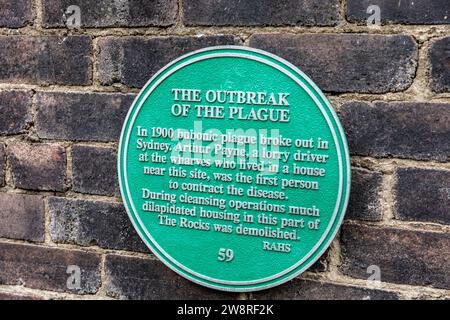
(118, 46), (351, 291)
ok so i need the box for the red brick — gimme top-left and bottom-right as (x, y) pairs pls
(347, 168), (383, 221)
(49, 197), (147, 252)
(0, 36), (91, 85)
(105, 254), (238, 299)
(0, 91), (32, 135)
(42, 0), (177, 28)
(347, 0), (450, 25)
(339, 102), (450, 162)
(341, 224), (450, 289)
(0, 193), (45, 242)
(429, 37), (450, 93)
(183, 0), (340, 26)
(0, 0), (33, 28)
(249, 34), (417, 93)
(0, 242), (101, 294)
(36, 92), (134, 142)
(395, 168), (450, 225)
(72, 145), (119, 196)
(8, 143), (66, 191)
(98, 36), (239, 88)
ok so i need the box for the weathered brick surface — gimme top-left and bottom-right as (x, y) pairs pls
(339, 102), (450, 162)
(0, 0), (33, 28)
(0, 242), (101, 294)
(0, 193), (45, 242)
(341, 224), (450, 289)
(346, 168), (383, 221)
(252, 279), (399, 300)
(0, 91), (32, 135)
(36, 92), (134, 142)
(49, 197), (147, 252)
(8, 143), (66, 191)
(0, 36), (92, 85)
(42, 0), (177, 28)
(0, 291), (42, 300)
(0, 0), (447, 301)
(104, 254), (238, 299)
(347, 0), (450, 25)
(72, 145), (119, 196)
(0, 143), (5, 186)
(429, 37), (450, 93)
(249, 34), (417, 93)
(395, 168), (450, 225)
(98, 36), (239, 88)
(183, 0), (340, 26)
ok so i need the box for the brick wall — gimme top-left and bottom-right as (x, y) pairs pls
(0, 0), (449, 300)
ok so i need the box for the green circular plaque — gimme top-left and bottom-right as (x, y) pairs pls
(118, 46), (351, 292)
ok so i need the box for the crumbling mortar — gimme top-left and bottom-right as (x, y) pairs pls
(380, 173), (396, 222)
(0, 21), (449, 39)
(96, 254), (109, 298)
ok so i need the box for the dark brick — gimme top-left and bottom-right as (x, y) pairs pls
(49, 197), (146, 252)
(249, 34), (417, 93)
(0, 242), (101, 294)
(341, 224), (450, 289)
(0, 36), (91, 85)
(0, 193), (45, 242)
(0, 291), (42, 300)
(42, 0), (177, 28)
(347, 168), (383, 221)
(347, 0), (450, 25)
(429, 37), (450, 93)
(252, 278), (399, 300)
(105, 254), (238, 299)
(183, 0), (340, 26)
(0, 0), (34, 28)
(36, 92), (134, 142)
(339, 102), (450, 162)
(72, 145), (119, 196)
(0, 91), (32, 135)
(395, 168), (450, 225)
(8, 143), (66, 191)
(0, 143), (4, 186)
(98, 36), (239, 88)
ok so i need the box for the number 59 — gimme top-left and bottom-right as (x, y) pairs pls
(218, 248), (234, 262)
